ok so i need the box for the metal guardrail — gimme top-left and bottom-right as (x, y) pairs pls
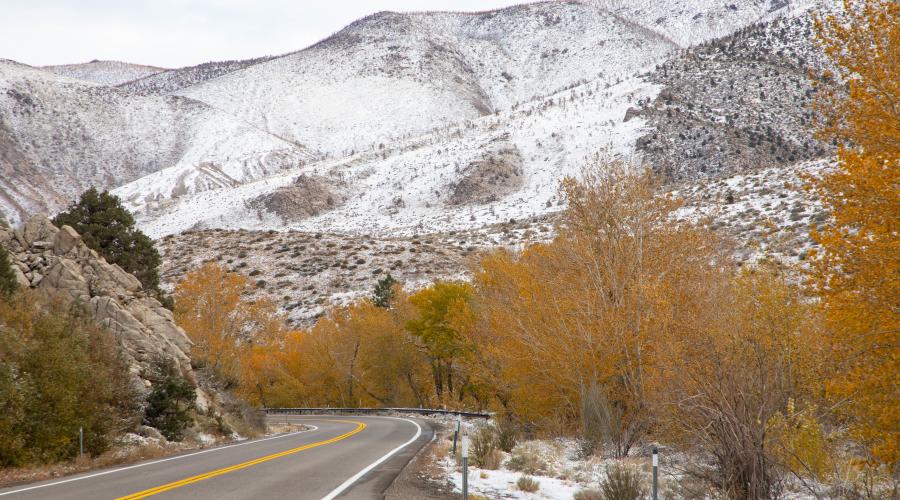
(263, 407), (491, 419)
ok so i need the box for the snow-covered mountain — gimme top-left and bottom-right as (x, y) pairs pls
(42, 60), (165, 86)
(635, 1), (831, 180)
(1, 0), (829, 237)
(0, 60), (316, 226)
(168, 2), (678, 156)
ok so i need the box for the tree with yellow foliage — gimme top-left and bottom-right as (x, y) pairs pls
(174, 263), (288, 389)
(244, 289), (435, 409)
(812, 0), (899, 466)
(406, 281), (476, 405)
(662, 269), (823, 499)
(470, 159), (726, 455)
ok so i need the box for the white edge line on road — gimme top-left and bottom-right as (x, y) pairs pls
(320, 417), (423, 500)
(0, 425), (319, 497)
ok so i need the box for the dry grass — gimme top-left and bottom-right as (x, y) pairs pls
(517, 475), (540, 492)
(0, 441), (189, 488)
(265, 423), (310, 435)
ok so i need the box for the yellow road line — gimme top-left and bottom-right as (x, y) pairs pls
(116, 420), (366, 500)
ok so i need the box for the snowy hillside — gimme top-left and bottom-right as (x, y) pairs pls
(593, 0), (815, 48)
(119, 55), (278, 94)
(635, 3), (832, 180)
(115, 0), (832, 239)
(2, 0), (833, 241)
(119, 76), (659, 238)
(42, 60), (165, 86)
(171, 2), (677, 155)
(0, 60), (316, 226)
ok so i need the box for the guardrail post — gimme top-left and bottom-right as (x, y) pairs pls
(461, 430), (469, 499)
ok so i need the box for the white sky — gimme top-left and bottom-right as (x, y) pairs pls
(1, 0), (523, 68)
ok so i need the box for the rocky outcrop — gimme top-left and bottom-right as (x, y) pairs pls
(247, 174), (345, 222)
(0, 215), (196, 392)
(447, 144), (523, 206)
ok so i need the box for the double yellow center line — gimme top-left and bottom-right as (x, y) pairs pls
(117, 420), (366, 499)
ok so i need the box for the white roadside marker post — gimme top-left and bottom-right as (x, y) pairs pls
(79, 427), (84, 459)
(461, 430), (469, 499)
(453, 415), (461, 454)
(652, 446), (659, 500)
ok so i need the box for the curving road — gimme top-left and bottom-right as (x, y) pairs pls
(0, 416), (432, 499)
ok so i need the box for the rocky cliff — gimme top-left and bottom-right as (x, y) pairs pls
(0, 215), (213, 411)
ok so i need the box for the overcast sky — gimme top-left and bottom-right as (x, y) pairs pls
(2, 0), (521, 68)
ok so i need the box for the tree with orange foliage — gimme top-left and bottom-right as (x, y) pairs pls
(174, 262), (288, 389)
(812, 0), (899, 466)
(470, 159), (726, 456)
(662, 268), (823, 499)
(248, 291), (435, 409)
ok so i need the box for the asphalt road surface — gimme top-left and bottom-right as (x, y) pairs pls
(0, 416), (433, 499)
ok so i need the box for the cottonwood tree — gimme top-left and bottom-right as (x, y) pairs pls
(812, 0), (899, 466)
(405, 281), (475, 404)
(661, 269), (822, 499)
(470, 159), (725, 456)
(175, 263), (287, 389)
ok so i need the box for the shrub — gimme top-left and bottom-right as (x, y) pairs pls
(517, 475), (540, 493)
(0, 291), (140, 466)
(470, 425), (499, 468)
(482, 448), (503, 470)
(767, 399), (832, 480)
(507, 442), (549, 475)
(143, 360), (196, 441)
(573, 489), (603, 500)
(0, 246), (17, 298)
(598, 463), (646, 500)
(495, 417), (520, 453)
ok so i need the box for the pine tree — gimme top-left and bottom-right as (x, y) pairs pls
(0, 246), (17, 298)
(53, 188), (162, 294)
(372, 274), (397, 308)
(143, 359), (196, 442)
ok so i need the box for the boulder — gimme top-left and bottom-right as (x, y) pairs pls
(40, 259), (91, 300)
(136, 425), (166, 442)
(12, 266), (29, 288)
(19, 215), (58, 247)
(53, 225), (81, 255)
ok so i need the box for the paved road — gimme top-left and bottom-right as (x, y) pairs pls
(0, 416), (432, 499)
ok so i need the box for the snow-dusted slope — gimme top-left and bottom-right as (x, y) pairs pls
(0, 60), (316, 226)
(42, 60), (165, 86)
(120, 75), (659, 238)
(119, 55), (278, 94)
(593, 0), (815, 48)
(171, 2), (677, 155)
(5, 0), (830, 238)
(635, 3), (831, 180)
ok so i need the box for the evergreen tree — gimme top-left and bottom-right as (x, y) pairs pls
(53, 188), (162, 293)
(143, 360), (196, 442)
(0, 246), (17, 298)
(372, 274), (397, 308)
